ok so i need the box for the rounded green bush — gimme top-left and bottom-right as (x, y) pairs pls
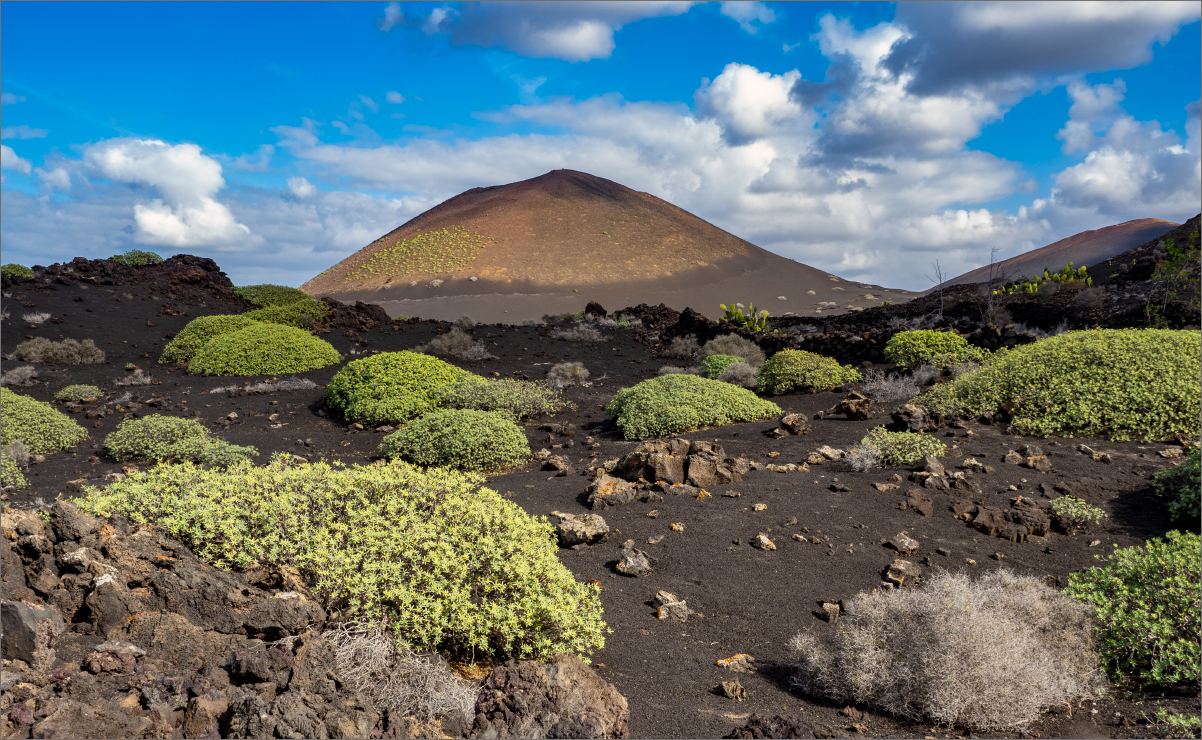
(703, 354), (743, 380)
(1153, 447), (1200, 527)
(77, 455), (606, 660)
(234, 284), (311, 307)
(434, 378), (570, 420)
(380, 409), (531, 471)
(1, 453), (28, 489)
(244, 297), (331, 329)
(326, 351), (482, 425)
(859, 426), (947, 465)
(0, 388), (89, 454)
(756, 349), (863, 395)
(605, 374), (782, 439)
(55, 384), (103, 402)
(885, 330), (987, 369)
(917, 329), (1201, 441)
(160, 314), (265, 365)
(104, 414), (257, 466)
(110, 250), (163, 267)
(1065, 531), (1200, 687)
(188, 324), (340, 376)
(1, 264), (35, 282)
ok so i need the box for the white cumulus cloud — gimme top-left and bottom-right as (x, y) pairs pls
(1, 125), (48, 140)
(287, 176), (317, 199)
(719, 1), (776, 34)
(36, 167), (71, 191)
(1, 144), (32, 175)
(386, 91), (405, 104)
(0, 93), (27, 105)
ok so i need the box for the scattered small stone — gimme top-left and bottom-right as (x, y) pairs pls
(1077, 444), (1095, 456)
(792, 533), (808, 542)
(806, 452), (826, 465)
(646, 510), (659, 518)
(936, 547), (951, 556)
(648, 535), (664, 544)
(872, 482), (899, 492)
(716, 654), (756, 673)
(829, 483), (850, 492)
(715, 680), (746, 702)
(839, 706), (864, 722)
(670, 522), (685, 531)
(820, 601), (841, 622)
(616, 539), (655, 577)
(654, 591), (689, 622)
(992, 552), (1006, 561)
(1003, 450), (1023, 464)
(888, 532), (920, 556)
(883, 558), (921, 587)
(1093, 452), (1112, 464)
(752, 533), (776, 550)
(1158, 448), (1183, 458)
(817, 446), (845, 460)
(966, 558), (977, 566)
(1024, 456), (1052, 473)
(549, 511), (610, 549)
(922, 456), (944, 476)
(722, 491), (742, 498)
(226, 412), (238, 421)
(1089, 539), (1101, 547)
(752, 503), (768, 511)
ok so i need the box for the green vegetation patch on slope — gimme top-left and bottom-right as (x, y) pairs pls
(325, 351), (482, 425)
(916, 329), (1201, 441)
(77, 455), (606, 660)
(160, 315), (265, 365)
(756, 349), (863, 395)
(605, 374), (782, 439)
(860, 426), (947, 465)
(1, 388), (89, 453)
(1153, 446), (1200, 527)
(433, 378), (570, 420)
(188, 324), (340, 376)
(1, 452), (28, 489)
(235, 284), (311, 307)
(110, 250), (163, 267)
(1, 264), (34, 282)
(884, 330), (989, 370)
(346, 226), (493, 281)
(379, 409), (531, 472)
(105, 414), (257, 467)
(244, 297), (331, 329)
(55, 384), (103, 402)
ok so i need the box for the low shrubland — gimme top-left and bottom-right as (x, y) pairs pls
(0, 366), (38, 387)
(717, 361), (756, 388)
(605, 374), (781, 439)
(379, 409), (531, 472)
(1048, 495), (1108, 533)
(884, 330), (988, 369)
(325, 351), (481, 425)
(546, 361), (590, 389)
(244, 296), (331, 329)
(55, 384), (103, 402)
(77, 455), (606, 660)
(551, 324), (602, 343)
(917, 329), (1201, 440)
(756, 349), (862, 395)
(858, 426), (946, 465)
(109, 250), (163, 267)
(698, 334), (765, 368)
(0, 388), (89, 453)
(160, 314), (264, 364)
(541, 310), (585, 324)
(790, 569), (1104, 731)
(104, 415), (257, 467)
(702, 354), (744, 379)
(859, 368), (920, 403)
(414, 328), (493, 360)
(13, 337), (106, 365)
(208, 377), (319, 395)
(188, 323), (340, 376)
(1065, 531), (1200, 688)
(114, 368), (153, 387)
(1152, 447), (1200, 527)
(452, 315), (476, 332)
(0, 450), (28, 489)
(666, 334), (699, 359)
(234, 284), (311, 307)
(434, 378), (569, 420)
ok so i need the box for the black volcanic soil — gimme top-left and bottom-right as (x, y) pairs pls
(2, 264), (1198, 739)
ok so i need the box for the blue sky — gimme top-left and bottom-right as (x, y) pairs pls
(2, 1), (1199, 289)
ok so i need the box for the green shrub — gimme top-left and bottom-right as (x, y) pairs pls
(1065, 531), (1200, 687)
(703, 354), (744, 379)
(434, 378), (570, 420)
(0, 388), (89, 453)
(110, 250), (163, 267)
(55, 384), (102, 402)
(859, 426), (946, 465)
(1, 452), (28, 489)
(605, 374), (781, 439)
(1, 264), (34, 282)
(326, 351), (481, 425)
(1153, 447), (1201, 527)
(380, 409), (531, 471)
(188, 324), (340, 376)
(77, 455), (605, 660)
(245, 297), (331, 329)
(1049, 496), (1108, 532)
(104, 414), (257, 466)
(160, 314), (264, 365)
(756, 349), (862, 395)
(234, 284), (311, 307)
(884, 330), (988, 369)
(917, 329), (1201, 441)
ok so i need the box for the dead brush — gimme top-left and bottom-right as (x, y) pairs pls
(12, 337), (106, 365)
(1, 440), (30, 470)
(666, 334), (699, 359)
(416, 328), (494, 360)
(842, 443), (881, 472)
(789, 569), (1105, 732)
(113, 369), (152, 387)
(859, 368), (919, 403)
(551, 324), (602, 343)
(716, 361), (756, 388)
(22, 311), (51, 325)
(322, 621), (478, 726)
(698, 334), (765, 368)
(452, 315), (476, 332)
(546, 361), (590, 389)
(0, 366), (39, 386)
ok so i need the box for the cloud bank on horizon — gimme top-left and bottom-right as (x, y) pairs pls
(1, 1), (1199, 289)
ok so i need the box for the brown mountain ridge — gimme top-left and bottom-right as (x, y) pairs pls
(301, 170), (917, 322)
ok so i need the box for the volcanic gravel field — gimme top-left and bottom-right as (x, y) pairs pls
(1, 271), (1198, 740)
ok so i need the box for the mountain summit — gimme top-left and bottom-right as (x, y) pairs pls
(302, 170), (915, 322)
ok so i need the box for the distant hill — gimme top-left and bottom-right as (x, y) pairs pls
(936, 218), (1179, 289)
(301, 170), (917, 322)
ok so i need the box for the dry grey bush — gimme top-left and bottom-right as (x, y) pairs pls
(415, 329), (474, 357)
(1011, 321), (1070, 339)
(551, 324), (602, 343)
(860, 369), (919, 403)
(0, 366), (39, 386)
(657, 365), (698, 376)
(698, 334), (766, 368)
(13, 337), (106, 365)
(452, 315), (476, 332)
(429, 279), (444, 288)
(790, 569), (1105, 732)
(457, 342), (496, 361)
(717, 360), (757, 388)
(112, 392), (133, 406)
(843, 443), (881, 472)
(114, 369), (152, 387)
(950, 361), (980, 379)
(209, 378), (319, 395)
(1, 441), (30, 469)
(322, 621), (477, 726)
(910, 364), (941, 387)
(786, 324), (819, 336)
(22, 311), (51, 324)
(1074, 287), (1105, 309)
(546, 361), (590, 389)
(667, 334), (699, 359)
(1, 305), (9, 320)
